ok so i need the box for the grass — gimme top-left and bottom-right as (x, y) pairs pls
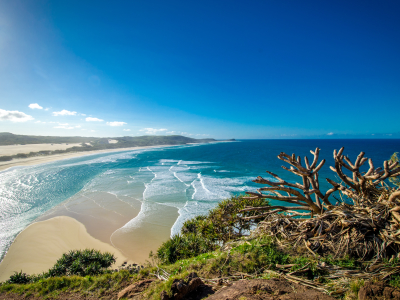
(0, 237), (397, 300)
(0, 270), (134, 299)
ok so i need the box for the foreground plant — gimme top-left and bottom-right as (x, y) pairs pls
(244, 147), (400, 261)
(46, 249), (116, 277)
(157, 195), (269, 264)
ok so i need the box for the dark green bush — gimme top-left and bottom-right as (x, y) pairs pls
(157, 195), (270, 264)
(0, 155), (12, 161)
(45, 249), (116, 277)
(182, 195), (270, 243)
(157, 233), (217, 264)
(7, 271), (32, 284)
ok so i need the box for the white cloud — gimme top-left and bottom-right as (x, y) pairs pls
(29, 103), (43, 110)
(44, 108), (49, 111)
(123, 129), (131, 131)
(167, 131), (176, 134)
(196, 134), (209, 136)
(0, 109), (34, 122)
(107, 121), (127, 127)
(75, 125), (81, 128)
(327, 132), (334, 136)
(86, 117), (103, 122)
(90, 130), (96, 132)
(35, 120), (46, 124)
(52, 110), (77, 116)
(54, 125), (75, 129)
(81, 114), (86, 116)
(140, 128), (168, 134)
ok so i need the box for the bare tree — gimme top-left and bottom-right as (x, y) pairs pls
(242, 147), (400, 259)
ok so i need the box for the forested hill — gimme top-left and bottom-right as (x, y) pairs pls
(0, 132), (216, 146)
(0, 133), (220, 162)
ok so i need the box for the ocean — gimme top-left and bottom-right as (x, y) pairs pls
(1, 139), (399, 261)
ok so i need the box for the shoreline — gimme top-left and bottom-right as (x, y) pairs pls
(0, 141), (230, 172)
(0, 145), (173, 172)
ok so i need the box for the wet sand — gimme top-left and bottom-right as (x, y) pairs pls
(0, 190), (179, 282)
(36, 191), (179, 264)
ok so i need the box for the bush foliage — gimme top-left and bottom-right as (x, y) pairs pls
(6, 271), (32, 284)
(46, 249), (116, 277)
(157, 195), (270, 264)
(5, 249), (116, 284)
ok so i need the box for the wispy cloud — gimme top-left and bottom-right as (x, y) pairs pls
(0, 109), (34, 122)
(166, 130), (207, 136)
(107, 121), (127, 126)
(35, 120), (46, 124)
(54, 125), (75, 129)
(123, 129), (131, 131)
(140, 128), (167, 134)
(52, 110), (77, 116)
(29, 103), (43, 110)
(86, 117), (103, 122)
(327, 132), (334, 136)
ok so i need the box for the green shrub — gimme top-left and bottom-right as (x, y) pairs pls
(157, 195), (270, 264)
(7, 271), (32, 284)
(182, 195), (270, 243)
(45, 249), (116, 277)
(157, 233), (217, 264)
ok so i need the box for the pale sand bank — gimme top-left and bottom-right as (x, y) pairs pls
(0, 145), (171, 172)
(35, 192), (143, 249)
(24, 191), (179, 269)
(0, 216), (134, 282)
(0, 143), (83, 156)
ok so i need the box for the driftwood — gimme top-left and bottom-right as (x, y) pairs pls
(243, 147), (400, 260)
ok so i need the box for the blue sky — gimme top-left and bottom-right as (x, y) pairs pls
(0, 0), (399, 139)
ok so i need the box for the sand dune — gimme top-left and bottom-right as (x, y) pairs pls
(0, 143), (83, 156)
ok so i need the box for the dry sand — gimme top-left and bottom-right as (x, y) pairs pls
(0, 143), (83, 156)
(0, 216), (134, 282)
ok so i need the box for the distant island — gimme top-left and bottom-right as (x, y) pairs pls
(0, 132), (227, 162)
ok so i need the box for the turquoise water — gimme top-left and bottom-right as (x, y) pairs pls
(1, 139), (399, 260)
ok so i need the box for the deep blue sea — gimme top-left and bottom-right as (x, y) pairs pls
(1, 139), (399, 260)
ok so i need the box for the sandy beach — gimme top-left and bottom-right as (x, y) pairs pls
(0, 144), (171, 172)
(0, 144), (181, 282)
(0, 216), (133, 282)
